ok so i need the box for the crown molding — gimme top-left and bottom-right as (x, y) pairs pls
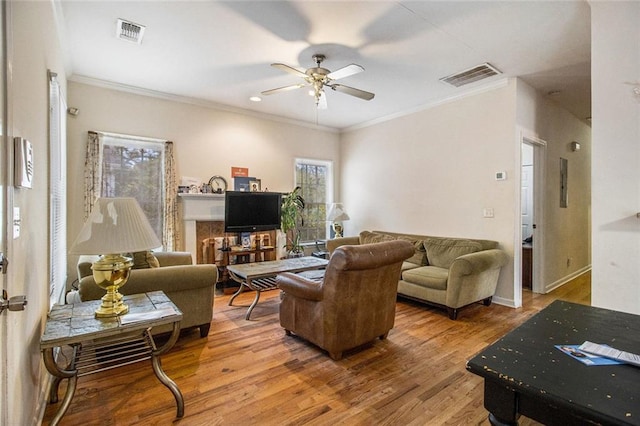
(342, 78), (511, 133)
(68, 74), (339, 134)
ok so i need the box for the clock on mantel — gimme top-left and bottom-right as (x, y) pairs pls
(208, 175), (227, 194)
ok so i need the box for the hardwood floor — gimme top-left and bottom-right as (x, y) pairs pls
(43, 272), (591, 426)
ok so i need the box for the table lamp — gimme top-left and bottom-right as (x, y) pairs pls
(327, 203), (350, 238)
(69, 197), (161, 318)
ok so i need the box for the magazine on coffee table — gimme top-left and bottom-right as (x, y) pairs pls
(555, 344), (624, 366)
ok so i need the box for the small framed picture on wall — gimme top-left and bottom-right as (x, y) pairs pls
(249, 179), (261, 192)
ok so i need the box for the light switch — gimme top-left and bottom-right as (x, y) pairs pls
(483, 208), (494, 218)
(13, 207), (20, 239)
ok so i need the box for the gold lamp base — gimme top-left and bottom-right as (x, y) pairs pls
(91, 254), (133, 318)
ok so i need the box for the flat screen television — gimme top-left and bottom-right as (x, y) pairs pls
(224, 191), (282, 233)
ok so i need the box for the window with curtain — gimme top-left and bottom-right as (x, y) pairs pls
(84, 131), (178, 251)
(49, 71), (67, 307)
(295, 158), (333, 242)
(101, 135), (165, 240)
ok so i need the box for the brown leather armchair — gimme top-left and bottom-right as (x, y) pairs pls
(277, 240), (415, 360)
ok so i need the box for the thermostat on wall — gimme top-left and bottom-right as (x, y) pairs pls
(495, 171), (507, 181)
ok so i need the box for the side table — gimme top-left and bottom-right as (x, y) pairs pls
(40, 291), (184, 426)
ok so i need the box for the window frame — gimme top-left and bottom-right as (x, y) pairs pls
(294, 158), (333, 243)
(99, 133), (166, 244)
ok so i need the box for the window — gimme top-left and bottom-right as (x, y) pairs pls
(295, 158), (333, 242)
(49, 71), (67, 307)
(100, 135), (165, 241)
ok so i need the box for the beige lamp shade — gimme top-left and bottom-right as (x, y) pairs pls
(69, 197), (161, 255)
(327, 203), (350, 222)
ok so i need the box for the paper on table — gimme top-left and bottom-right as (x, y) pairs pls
(555, 344), (624, 366)
(120, 306), (178, 325)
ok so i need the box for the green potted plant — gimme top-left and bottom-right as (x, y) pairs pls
(280, 186), (305, 257)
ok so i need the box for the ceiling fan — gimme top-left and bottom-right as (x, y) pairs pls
(261, 54), (375, 109)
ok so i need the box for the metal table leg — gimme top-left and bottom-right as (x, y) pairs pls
(149, 323), (184, 418)
(245, 281), (261, 320)
(42, 346), (79, 426)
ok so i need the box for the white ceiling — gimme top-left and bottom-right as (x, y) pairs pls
(59, 1), (591, 130)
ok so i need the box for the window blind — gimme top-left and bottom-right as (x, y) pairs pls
(49, 71), (67, 307)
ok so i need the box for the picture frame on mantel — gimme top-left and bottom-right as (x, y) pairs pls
(249, 179), (261, 192)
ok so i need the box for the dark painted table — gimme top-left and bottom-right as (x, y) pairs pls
(467, 300), (640, 426)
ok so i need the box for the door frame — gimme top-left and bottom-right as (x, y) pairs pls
(515, 128), (547, 306)
(0, 1), (9, 423)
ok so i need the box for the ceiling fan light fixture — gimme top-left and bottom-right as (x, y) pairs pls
(263, 54), (375, 108)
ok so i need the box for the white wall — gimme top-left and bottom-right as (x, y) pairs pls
(6, 1), (67, 424)
(340, 78), (591, 306)
(591, 1), (640, 315)
(66, 81), (341, 279)
(516, 79), (592, 292)
(340, 81), (519, 303)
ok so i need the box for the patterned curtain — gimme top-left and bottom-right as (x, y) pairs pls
(163, 141), (179, 251)
(83, 131), (102, 219)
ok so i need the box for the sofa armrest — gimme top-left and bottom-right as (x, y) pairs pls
(277, 272), (323, 301)
(78, 264), (217, 301)
(449, 249), (509, 277)
(326, 236), (360, 254)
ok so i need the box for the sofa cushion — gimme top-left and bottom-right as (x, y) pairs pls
(359, 231), (396, 244)
(398, 237), (427, 265)
(361, 231), (427, 266)
(401, 261), (421, 272)
(424, 238), (482, 269)
(130, 251), (160, 269)
(402, 266), (449, 290)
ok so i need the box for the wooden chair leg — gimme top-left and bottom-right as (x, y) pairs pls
(447, 307), (459, 320)
(199, 323), (211, 338)
(329, 351), (343, 361)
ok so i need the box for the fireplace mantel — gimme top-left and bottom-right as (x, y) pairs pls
(178, 193), (225, 262)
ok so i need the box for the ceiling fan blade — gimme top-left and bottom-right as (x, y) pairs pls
(271, 63), (308, 79)
(261, 83), (306, 96)
(327, 64), (364, 80)
(317, 90), (327, 110)
(331, 84), (375, 101)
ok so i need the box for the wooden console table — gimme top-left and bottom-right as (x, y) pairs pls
(40, 291), (184, 426)
(467, 300), (640, 425)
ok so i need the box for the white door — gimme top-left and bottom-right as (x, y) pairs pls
(521, 165), (534, 240)
(519, 135), (547, 298)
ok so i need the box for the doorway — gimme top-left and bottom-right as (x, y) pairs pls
(517, 133), (547, 306)
(0, 1), (8, 423)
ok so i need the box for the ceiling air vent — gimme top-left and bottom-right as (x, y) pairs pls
(440, 63), (501, 88)
(116, 18), (146, 44)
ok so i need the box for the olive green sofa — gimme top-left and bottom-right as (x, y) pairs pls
(75, 251), (217, 337)
(327, 231), (509, 320)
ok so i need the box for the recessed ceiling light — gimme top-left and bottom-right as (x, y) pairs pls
(249, 96), (262, 102)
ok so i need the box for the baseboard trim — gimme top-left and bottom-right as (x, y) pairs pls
(490, 266), (592, 309)
(35, 370), (54, 425)
(492, 295), (517, 308)
(544, 265), (592, 293)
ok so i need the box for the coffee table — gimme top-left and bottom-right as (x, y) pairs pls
(467, 300), (640, 426)
(227, 256), (328, 319)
